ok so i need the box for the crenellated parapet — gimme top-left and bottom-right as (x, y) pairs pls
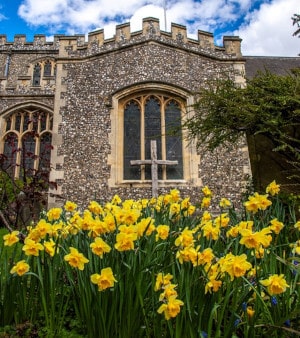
(0, 17), (243, 59)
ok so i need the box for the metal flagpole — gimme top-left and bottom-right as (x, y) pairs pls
(163, 0), (167, 31)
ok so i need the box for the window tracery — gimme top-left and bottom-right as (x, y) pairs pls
(32, 60), (56, 86)
(123, 94), (183, 181)
(1, 108), (53, 178)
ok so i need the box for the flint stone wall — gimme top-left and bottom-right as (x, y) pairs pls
(0, 18), (250, 210)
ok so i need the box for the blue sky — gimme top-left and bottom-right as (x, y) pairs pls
(0, 0), (299, 56)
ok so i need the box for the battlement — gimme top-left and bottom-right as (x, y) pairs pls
(0, 17), (242, 58)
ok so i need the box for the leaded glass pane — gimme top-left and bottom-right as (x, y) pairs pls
(124, 101), (141, 179)
(40, 112), (47, 131)
(39, 133), (52, 172)
(32, 112), (39, 131)
(165, 101), (183, 179)
(15, 113), (21, 132)
(33, 64), (41, 86)
(23, 113), (30, 133)
(44, 61), (51, 77)
(21, 132), (36, 175)
(5, 116), (11, 131)
(3, 133), (18, 175)
(145, 96), (162, 179)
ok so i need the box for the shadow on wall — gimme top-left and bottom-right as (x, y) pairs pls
(247, 134), (300, 195)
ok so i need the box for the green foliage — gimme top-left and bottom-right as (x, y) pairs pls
(184, 70), (300, 186)
(0, 185), (300, 337)
(0, 152), (56, 231)
(292, 13), (300, 38)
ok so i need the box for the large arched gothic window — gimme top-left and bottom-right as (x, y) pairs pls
(123, 94), (183, 181)
(1, 108), (53, 178)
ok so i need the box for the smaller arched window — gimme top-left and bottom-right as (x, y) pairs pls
(33, 63), (41, 86)
(32, 60), (56, 86)
(43, 61), (52, 77)
(1, 108), (53, 178)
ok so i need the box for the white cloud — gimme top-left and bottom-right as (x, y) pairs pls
(235, 0), (300, 56)
(12, 0), (300, 56)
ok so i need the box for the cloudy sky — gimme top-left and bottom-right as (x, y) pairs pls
(0, 0), (299, 56)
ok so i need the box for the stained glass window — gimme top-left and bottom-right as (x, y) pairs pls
(33, 63), (41, 86)
(124, 100), (141, 179)
(43, 61), (52, 76)
(123, 94), (183, 181)
(32, 60), (56, 86)
(3, 133), (18, 176)
(1, 108), (53, 178)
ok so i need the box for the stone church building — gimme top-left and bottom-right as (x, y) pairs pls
(0, 17), (298, 208)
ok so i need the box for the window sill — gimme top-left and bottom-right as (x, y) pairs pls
(118, 179), (188, 187)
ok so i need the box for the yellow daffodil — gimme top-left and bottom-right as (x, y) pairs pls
(91, 267), (117, 291)
(174, 227), (195, 247)
(122, 208), (141, 225)
(155, 273), (173, 291)
(202, 186), (212, 197)
(157, 296), (184, 320)
(205, 277), (222, 294)
(114, 232), (137, 251)
(10, 260), (30, 276)
(220, 253), (252, 280)
(88, 201), (103, 215)
(176, 245), (199, 265)
(89, 218), (109, 237)
(247, 306), (255, 318)
(201, 197), (211, 208)
(169, 189), (180, 202)
(22, 238), (44, 256)
(111, 194), (122, 205)
(136, 217), (155, 237)
(44, 239), (57, 257)
(219, 198), (231, 208)
(197, 248), (215, 266)
(260, 274), (289, 295)
(239, 228), (272, 249)
(169, 202), (181, 216)
(266, 180), (280, 196)
(103, 213), (116, 232)
(214, 213), (230, 228)
(64, 247), (89, 270)
(294, 221), (300, 230)
(180, 197), (191, 210)
(269, 218), (284, 234)
(47, 207), (62, 222)
(35, 219), (52, 238)
(3, 231), (19, 246)
(201, 211), (212, 223)
(155, 225), (170, 241)
(244, 193), (272, 213)
(237, 221), (254, 232)
(254, 246), (265, 259)
(90, 237), (111, 258)
(158, 283), (178, 301)
(291, 240), (300, 255)
(202, 221), (220, 241)
(64, 200), (77, 212)
(226, 225), (240, 238)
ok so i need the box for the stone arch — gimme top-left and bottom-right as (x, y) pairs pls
(0, 101), (53, 178)
(108, 82), (201, 189)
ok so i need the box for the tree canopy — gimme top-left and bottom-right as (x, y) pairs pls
(184, 70), (300, 188)
(292, 13), (300, 37)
